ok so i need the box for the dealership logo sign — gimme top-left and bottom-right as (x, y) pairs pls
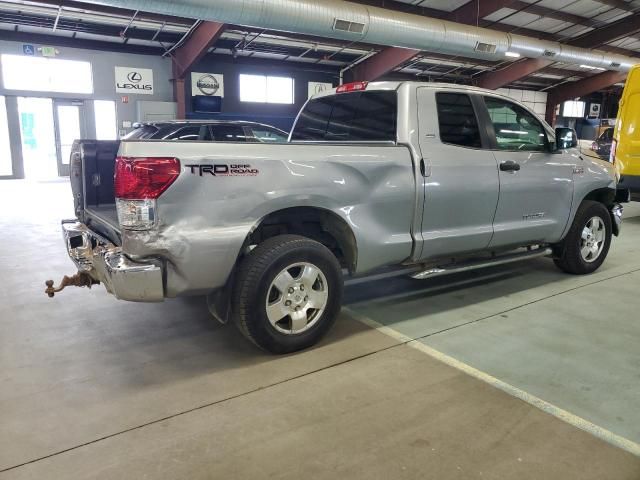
(127, 71), (142, 83)
(196, 74), (220, 96)
(115, 67), (154, 95)
(191, 72), (224, 98)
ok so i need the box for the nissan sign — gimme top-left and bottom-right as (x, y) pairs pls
(191, 72), (224, 98)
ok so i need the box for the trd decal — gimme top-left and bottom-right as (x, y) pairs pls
(185, 164), (259, 176)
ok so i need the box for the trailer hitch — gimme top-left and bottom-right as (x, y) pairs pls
(45, 272), (100, 298)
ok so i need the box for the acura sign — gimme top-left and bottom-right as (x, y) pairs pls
(115, 67), (154, 95)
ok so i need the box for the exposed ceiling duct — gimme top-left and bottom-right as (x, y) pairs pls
(87, 0), (638, 72)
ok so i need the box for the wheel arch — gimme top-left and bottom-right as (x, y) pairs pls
(580, 187), (620, 236)
(581, 187), (616, 206)
(244, 206), (358, 273)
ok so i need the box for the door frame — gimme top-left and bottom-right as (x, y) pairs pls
(53, 99), (87, 177)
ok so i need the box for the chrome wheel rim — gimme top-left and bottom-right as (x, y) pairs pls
(580, 216), (606, 263)
(265, 262), (329, 335)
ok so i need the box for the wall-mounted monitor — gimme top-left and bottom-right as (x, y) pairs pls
(193, 95), (223, 113)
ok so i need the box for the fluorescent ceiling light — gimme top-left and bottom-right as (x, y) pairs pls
(579, 64), (606, 71)
(505, 51), (521, 58)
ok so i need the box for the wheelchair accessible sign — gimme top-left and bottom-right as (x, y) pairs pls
(23, 44), (35, 56)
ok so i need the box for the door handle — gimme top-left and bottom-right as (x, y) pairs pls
(500, 160), (521, 172)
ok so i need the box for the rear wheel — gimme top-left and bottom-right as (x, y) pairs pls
(554, 201), (612, 275)
(233, 235), (343, 353)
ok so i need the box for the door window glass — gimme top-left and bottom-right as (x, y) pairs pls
(0, 96), (12, 176)
(484, 97), (547, 151)
(600, 128), (613, 141)
(435, 93), (481, 148)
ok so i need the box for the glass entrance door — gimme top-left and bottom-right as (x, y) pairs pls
(0, 96), (13, 177)
(53, 100), (86, 177)
(17, 97), (57, 180)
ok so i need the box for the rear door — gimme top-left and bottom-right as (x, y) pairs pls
(481, 96), (574, 247)
(416, 89), (499, 260)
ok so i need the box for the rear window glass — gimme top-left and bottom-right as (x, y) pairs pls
(122, 125), (159, 139)
(291, 91), (397, 142)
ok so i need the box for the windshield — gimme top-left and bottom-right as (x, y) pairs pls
(290, 91), (397, 142)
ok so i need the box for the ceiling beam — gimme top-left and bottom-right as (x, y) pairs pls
(506, 0), (600, 28)
(476, 58), (554, 89)
(350, 0), (515, 81)
(569, 12), (640, 48)
(348, 47), (419, 82)
(545, 70), (627, 123)
(592, 0), (637, 11)
(171, 21), (226, 118)
(476, 11), (640, 91)
(171, 21), (226, 79)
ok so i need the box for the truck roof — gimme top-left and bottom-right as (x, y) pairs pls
(312, 81), (523, 102)
(134, 120), (287, 130)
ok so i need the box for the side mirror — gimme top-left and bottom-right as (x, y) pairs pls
(556, 127), (578, 149)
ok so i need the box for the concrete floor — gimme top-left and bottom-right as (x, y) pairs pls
(1, 179), (639, 479)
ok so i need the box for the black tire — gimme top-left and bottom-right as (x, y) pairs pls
(232, 235), (343, 354)
(553, 200), (612, 275)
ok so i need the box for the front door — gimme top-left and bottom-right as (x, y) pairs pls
(481, 96), (574, 248)
(416, 88), (500, 260)
(53, 100), (86, 177)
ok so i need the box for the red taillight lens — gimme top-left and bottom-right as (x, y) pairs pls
(115, 157), (180, 199)
(336, 81), (368, 93)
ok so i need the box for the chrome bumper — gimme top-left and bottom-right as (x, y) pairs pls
(611, 203), (623, 236)
(62, 220), (164, 302)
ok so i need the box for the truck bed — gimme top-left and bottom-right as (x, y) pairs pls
(70, 139), (121, 243)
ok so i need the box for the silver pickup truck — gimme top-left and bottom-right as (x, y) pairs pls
(48, 81), (624, 353)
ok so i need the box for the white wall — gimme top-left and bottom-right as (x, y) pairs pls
(496, 88), (548, 117)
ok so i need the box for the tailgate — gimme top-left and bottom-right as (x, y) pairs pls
(70, 139), (121, 242)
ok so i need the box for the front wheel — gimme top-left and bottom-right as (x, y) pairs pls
(554, 201), (612, 275)
(232, 235), (343, 354)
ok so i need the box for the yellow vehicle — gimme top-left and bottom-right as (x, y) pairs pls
(611, 64), (640, 195)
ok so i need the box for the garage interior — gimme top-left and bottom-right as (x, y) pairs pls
(1, 0), (640, 478)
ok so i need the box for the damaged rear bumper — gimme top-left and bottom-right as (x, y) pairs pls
(62, 220), (164, 302)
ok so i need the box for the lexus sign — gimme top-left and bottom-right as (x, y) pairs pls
(191, 72), (224, 97)
(115, 67), (154, 95)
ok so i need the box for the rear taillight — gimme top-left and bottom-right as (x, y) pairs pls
(610, 139), (617, 163)
(114, 157), (180, 230)
(115, 156), (180, 199)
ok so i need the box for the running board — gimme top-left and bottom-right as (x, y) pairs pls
(410, 247), (553, 280)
